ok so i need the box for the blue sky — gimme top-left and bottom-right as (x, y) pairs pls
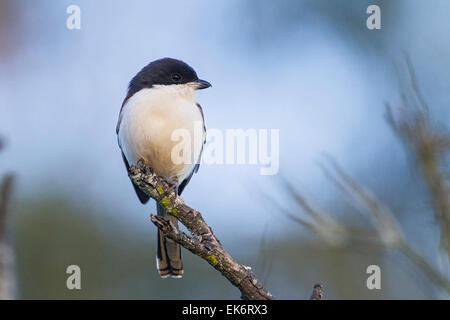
(1, 0), (449, 242)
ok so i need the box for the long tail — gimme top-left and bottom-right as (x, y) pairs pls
(156, 203), (183, 278)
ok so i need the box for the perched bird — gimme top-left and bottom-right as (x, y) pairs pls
(116, 58), (210, 278)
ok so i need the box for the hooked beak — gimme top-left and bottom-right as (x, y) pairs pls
(194, 79), (212, 90)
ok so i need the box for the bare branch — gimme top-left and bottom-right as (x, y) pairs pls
(128, 164), (274, 300)
(280, 58), (450, 295)
(320, 157), (404, 248)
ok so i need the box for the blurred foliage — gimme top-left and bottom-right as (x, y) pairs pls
(275, 61), (450, 297)
(0, 0), (26, 62)
(10, 195), (435, 299)
(12, 197), (239, 299)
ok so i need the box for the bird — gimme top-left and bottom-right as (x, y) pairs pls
(116, 58), (210, 278)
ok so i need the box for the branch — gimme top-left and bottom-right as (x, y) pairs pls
(0, 137), (16, 300)
(128, 164), (274, 300)
(0, 174), (14, 239)
(309, 284), (323, 300)
(0, 173), (15, 300)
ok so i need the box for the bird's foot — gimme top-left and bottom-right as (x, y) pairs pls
(137, 158), (154, 175)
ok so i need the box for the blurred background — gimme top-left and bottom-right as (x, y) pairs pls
(0, 0), (449, 299)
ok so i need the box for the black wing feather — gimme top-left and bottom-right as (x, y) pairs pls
(121, 151), (150, 204)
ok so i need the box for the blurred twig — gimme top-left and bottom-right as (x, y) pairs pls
(131, 165), (321, 299)
(281, 158), (450, 293)
(256, 224), (275, 286)
(0, 136), (15, 299)
(310, 284), (323, 300)
(386, 58), (450, 267)
(0, 175), (14, 241)
(277, 176), (379, 247)
(279, 60), (450, 295)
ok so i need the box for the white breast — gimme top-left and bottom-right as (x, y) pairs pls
(118, 85), (204, 182)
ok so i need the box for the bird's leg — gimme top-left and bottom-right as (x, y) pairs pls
(137, 158), (154, 175)
(137, 158), (179, 198)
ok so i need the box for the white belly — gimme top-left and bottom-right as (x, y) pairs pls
(118, 86), (204, 182)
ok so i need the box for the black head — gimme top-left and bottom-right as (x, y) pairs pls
(127, 58), (211, 97)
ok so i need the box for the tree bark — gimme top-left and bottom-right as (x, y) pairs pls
(129, 165), (274, 300)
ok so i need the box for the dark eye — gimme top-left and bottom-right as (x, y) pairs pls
(171, 73), (182, 82)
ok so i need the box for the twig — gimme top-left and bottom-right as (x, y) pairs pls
(309, 284), (323, 300)
(0, 175), (14, 237)
(282, 159), (450, 293)
(280, 59), (450, 296)
(129, 164), (274, 300)
(0, 173), (15, 300)
(326, 160), (450, 292)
